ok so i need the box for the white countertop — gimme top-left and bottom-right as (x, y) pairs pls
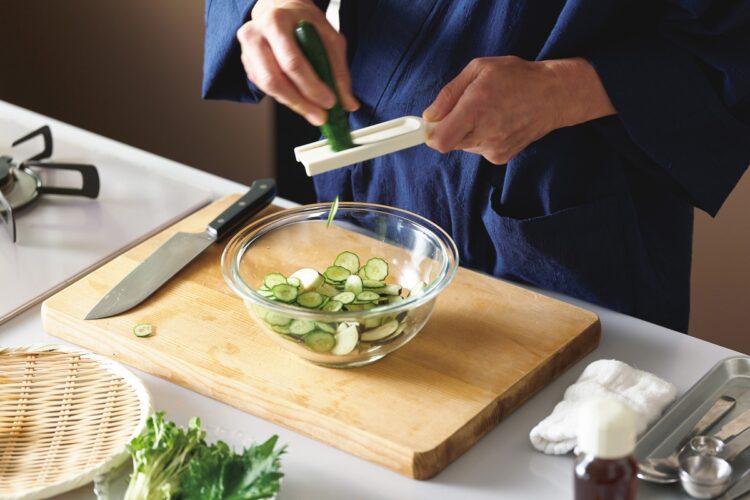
(0, 109), (741, 499)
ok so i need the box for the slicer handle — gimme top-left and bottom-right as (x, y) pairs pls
(207, 179), (276, 240)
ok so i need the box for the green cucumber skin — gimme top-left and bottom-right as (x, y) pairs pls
(294, 21), (354, 152)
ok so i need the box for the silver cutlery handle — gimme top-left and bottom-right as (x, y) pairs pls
(716, 408), (750, 442)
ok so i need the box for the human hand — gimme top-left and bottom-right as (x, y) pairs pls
(423, 56), (615, 164)
(237, 0), (359, 126)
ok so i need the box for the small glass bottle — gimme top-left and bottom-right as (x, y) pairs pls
(574, 398), (638, 500)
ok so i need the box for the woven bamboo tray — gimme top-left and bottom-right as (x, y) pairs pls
(0, 345), (152, 500)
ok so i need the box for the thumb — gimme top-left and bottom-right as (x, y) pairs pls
(423, 61), (480, 122)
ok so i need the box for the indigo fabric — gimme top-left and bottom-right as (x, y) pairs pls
(204, 0), (750, 332)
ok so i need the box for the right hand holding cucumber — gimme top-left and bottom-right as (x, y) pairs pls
(237, 0), (359, 126)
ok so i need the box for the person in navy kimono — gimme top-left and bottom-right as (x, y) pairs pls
(203, 0), (750, 333)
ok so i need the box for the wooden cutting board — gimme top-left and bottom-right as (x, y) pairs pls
(42, 195), (600, 479)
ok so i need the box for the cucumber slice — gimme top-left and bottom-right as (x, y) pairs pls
(287, 276), (301, 288)
(388, 295), (405, 304)
(332, 323), (359, 356)
(364, 258), (388, 281)
(271, 283), (298, 303)
(345, 303), (376, 311)
(257, 289), (275, 298)
(363, 316), (382, 329)
(264, 273), (287, 289)
(356, 291), (380, 302)
(289, 319), (316, 335)
(289, 268), (324, 293)
(272, 324), (291, 334)
(314, 321), (336, 334)
(297, 291), (324, 308)
(133, 323), (153, 338)
(357, 267), (368, 279)
(294, 22), (354, 152)
(361, 319), (399, 342)
(332, 291), (355, 304)
(362, 279), (385, 289)
(408, 281), (428, 298)
(317, 282), (339, 297)
(264, 312), (292, 326)
(304, 331), (336, 353)
(326, 195), (340, 228)
(344, 275), (363, 295)
(334, 251), (360, 274)
(321, 300), (343, 312)
(379, 284), (402, 296)
(324, 265), (351, 282)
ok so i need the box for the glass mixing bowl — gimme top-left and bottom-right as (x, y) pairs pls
(221, 202), (459, 368)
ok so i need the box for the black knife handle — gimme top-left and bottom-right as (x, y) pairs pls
(207, 179), (276, 240)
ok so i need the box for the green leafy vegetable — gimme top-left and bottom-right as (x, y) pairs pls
(326, 196), (339, 228)
(124, 412), (284, 500)
(125, 412), (205, 500)
(182, 437), (285, 500)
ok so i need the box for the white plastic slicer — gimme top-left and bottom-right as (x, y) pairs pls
(294, 116), (434, 176)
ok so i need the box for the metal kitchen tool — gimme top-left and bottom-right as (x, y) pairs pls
(639, 407), (750, 483)
(716, 467), (750, 500)
(0, 125), (100, 242)
(638, 395), (736, 483)
(637, 358), (750, 483)
(679, 425), (750, 498)
(294, 116), (435, 176)
(85, 179), (276, 320)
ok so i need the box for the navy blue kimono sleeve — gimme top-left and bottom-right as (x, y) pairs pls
(586, 0), (750, 216)
(203, 0), (263, 103)
(202, 0), (330, 103)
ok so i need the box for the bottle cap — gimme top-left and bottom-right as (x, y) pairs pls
(577, 398), (636, 459)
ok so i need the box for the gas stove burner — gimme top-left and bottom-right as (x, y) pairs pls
(0, 125), (100, 243)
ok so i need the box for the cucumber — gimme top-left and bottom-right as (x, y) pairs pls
(379, 284), (402, 296)
(364, 258), (388, 281)
(297, 291), (325, 308)
(324, 265), (351, 282)
(294, 21), (354, 152)
(332, 291), (355, 304)
(304, 331), (336, 353)
(314, 321), (336, 334)
(317, 282), (339, 297)
(344, 275), (363, 295)
(356, 291), (380, 302)
(287, 276), (301, 288)
(272, 324), (291, 334)
(362, 279), (385, 289)
(265, 311), (292, 326)
(271, 283), (298, 303)
(133, 323), (154, 338)
(332, 322), (359, 356)
(334, 251), (360, 274)
(321, 299), (343, 312)
(361, 319), (399, 342)
(289, 319), (316, 335)
(264, 273), (287, 289)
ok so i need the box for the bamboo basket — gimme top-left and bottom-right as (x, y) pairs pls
(0, 345), (152, 499)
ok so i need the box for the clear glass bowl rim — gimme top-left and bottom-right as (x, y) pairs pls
(221, 202), (460, 321)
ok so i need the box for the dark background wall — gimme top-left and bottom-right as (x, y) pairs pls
(1, 0), (748, 353)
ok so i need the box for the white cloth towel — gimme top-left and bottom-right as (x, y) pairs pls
(529, 359), (677, 455)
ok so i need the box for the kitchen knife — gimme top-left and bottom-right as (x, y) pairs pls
(85, 179), (276, 320)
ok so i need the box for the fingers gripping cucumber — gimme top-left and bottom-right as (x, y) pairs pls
(294, 20), (355, 152)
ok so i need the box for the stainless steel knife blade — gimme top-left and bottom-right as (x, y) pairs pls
(85, 179), (276, 320)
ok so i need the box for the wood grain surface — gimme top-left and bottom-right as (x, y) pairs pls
(42, 195), (600, 479)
